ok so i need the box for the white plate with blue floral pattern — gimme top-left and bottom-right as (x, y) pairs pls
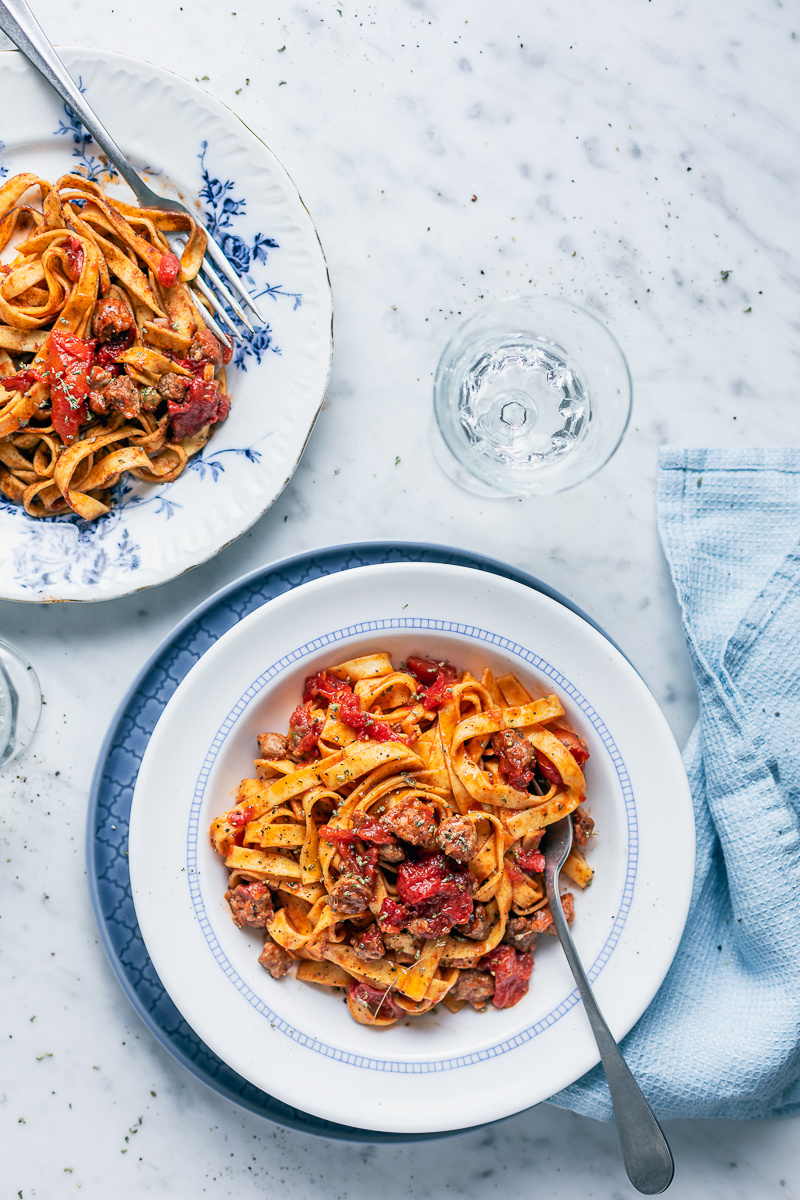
(128, 561), (695, 1134)
(0, 48), (332, 602)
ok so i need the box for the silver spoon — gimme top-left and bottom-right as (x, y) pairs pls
(543, 815), (674, 1194)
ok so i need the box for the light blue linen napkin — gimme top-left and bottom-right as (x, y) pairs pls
(550, 447), (800, 1120)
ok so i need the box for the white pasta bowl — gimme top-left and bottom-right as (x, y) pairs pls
(128, 561), (694, 1134)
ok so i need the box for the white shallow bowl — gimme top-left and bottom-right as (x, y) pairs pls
(129, 562), (695, 1134)
(0, 48), (332, 602)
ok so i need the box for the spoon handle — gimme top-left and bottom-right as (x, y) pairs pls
(549, 895), (674, 1194)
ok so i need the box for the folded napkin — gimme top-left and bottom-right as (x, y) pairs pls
(550, 447), (800, 1121)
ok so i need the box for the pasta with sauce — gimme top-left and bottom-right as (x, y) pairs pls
(210, 652), (596, 1026)
(0, 172), (232, 520)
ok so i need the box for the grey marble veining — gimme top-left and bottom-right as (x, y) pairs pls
(2, 0), (800, 1195)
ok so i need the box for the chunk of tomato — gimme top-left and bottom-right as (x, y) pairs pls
(479, 945), (533, 1009)
(46, 332), (95, 443)
(157, 252), (181, 287)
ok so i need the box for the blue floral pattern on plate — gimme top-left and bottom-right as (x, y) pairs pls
(54, 76), (120, 181)
(197, 139), (301, 369)
(7, 507), (140, 589)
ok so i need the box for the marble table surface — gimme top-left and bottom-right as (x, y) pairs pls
(2, 0), (799, 1196)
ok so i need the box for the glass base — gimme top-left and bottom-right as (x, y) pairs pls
(429, 419), (516, 498)
(0, 639), (42, 767)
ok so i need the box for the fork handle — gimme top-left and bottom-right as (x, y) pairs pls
(548, 891), (675, 1194)
(0, 0), (149, 202)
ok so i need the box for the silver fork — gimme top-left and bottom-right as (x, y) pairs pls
(543, 816), (675, 1194)
(0, 0), (267, 341)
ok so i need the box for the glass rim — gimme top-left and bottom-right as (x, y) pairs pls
(433, 294), (633, 497)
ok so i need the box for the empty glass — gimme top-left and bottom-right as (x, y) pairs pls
(0, 639), (42, 768)
(433, 295), (632, 497)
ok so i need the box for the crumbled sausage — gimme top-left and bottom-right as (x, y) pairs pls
(491, 728), (535, 762)
(156, 371), (189, 403)
(382, 931), (424, 964)
(502, 916), (539, 954)
(377, 842), (406, 865)
(225, 881), (274, 928)
(87, 364), (116, 414)
(503, 894), (575, 949)
(382, 797), (437, 849)
(405, 912), (457, 939)
(436, 814), (478, 862)
(103, 375), (141, 419)
(88, 363), (114, 390)
(258, 936), (291, 978)
(451, 969), (495, 1009)
(87, 390), (109, 415)
(188, 329), (225, 367)
(351, 924), (385, 961)
(257, 731), (289, 759)
(91, 296), (134, 342)
(490, 728), (536, 789)
(455, 902), (492, 941)
(571, 806), (595, 847)
(328, 873), (373, 915)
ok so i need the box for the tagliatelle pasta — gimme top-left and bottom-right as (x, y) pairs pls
(0, 172), (233, 520)
(210, 651), (597, 1027)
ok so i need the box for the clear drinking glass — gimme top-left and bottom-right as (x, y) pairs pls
(0, 639), (42, 768)
(432, 295), (632, 497)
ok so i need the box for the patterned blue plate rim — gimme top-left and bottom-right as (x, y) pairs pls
(85, 541), (627, 1143)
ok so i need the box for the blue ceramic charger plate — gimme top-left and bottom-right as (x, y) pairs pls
(86, 541), (617, 1142)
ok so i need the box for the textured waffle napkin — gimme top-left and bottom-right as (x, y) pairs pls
(550, 447), (800, 1121)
